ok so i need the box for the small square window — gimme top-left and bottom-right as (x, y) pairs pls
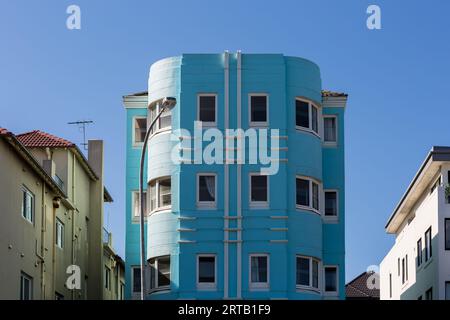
(198, 95), (216, 125)
(325, 191), (338, 217)
(250, 95), (268, 125)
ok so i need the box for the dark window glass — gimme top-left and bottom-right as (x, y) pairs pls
(251, 256), (268, 283)
(132, 267), (141, 293)
(312, 106), (318, 133)
(134, 118), (147, 143)
(199, 175), (215, 202)
(446, 219), (450, 250)
(425, 227), (432, 261)
(158, 256), (171, 287)
(325, 267), (337, 292)
(198, 257), (215, 283)
(312, 260), (319, 289)
(324, 117), (337, 142)
(199, 96), (216, 123)
(426, 287), (433, 300)
(389, 274), (392, 298)
(251, 175), (268, 202)
(312, 182), (319, 211)
(250, 96), (267, 123)
(417, 239), (423, 266)
(296, 257), (310, 286)
(325, 191), (337, 216)
(296, 100), (309, 128)
(296, 178), (309, 207)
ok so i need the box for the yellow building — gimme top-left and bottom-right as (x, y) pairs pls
(0, 128), (124, 300)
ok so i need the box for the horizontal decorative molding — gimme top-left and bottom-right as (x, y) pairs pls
(177, 228), (196, 232)
(224, 240), (242, 243)
(270, 228), (288, 231)
(178, 216), (197, 220)
(270, 240), (288, 243)
(178, 240), (196, 244)
(224, 228), (242, 232)
(270, 216), (288, 219)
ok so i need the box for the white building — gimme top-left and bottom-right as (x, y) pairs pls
(380, 147), (450, 300)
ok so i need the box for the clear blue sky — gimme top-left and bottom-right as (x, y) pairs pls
(1, 0), (450, 282)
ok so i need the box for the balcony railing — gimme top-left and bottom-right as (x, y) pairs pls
(53, 174), (65, 192)
(103, 227), (112, 246)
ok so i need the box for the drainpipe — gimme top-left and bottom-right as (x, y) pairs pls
(52, 197), (61, 298)
(72, 209), (75, 300)
(40, 181), (46, 299)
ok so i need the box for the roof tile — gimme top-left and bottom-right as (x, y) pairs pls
(16, 130), (75, 148)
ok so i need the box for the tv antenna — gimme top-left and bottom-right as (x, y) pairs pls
(68, 120), (94, 150)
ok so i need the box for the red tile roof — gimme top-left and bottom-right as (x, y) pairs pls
(16, 130), (75, 148)
(345, 271), (380, 299)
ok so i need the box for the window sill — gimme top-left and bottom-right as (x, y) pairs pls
(323, 141), (338, 148)
(295, 286), (321, 294)
(295, 126), (320, 139)
(197, 285), (217, 291)
(249, 285), (270, 291)
(149, 207), (172, 217)
(250, 202), (270, 210)
(148, 287), (170, 295)
(296, 205), (321, 216)
(198, 122), (217, 128)
(323, 215), (339, 224)
(249, 122), (269, 128)
(196, 203), (217, 210)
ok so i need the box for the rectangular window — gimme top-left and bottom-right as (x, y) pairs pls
(249, 95), (268, 126)
(324, 116), (337, 143)
(198, 94), (217, 125)
(132, 191), (147, 219)
(149, 101), (171, 132)
(425, 227), (432, 262)
(324, 266), (338, 293)
(131, 266), (141, 293)
(197, 174), (216, 206)
(197, 255), (216, 289)
(296, 100), (309, 128)
(446, 282), (450, 300)
(295, 99), (319, 134)
(402, 258), (405, 284)
(133, 117), (147, 144)
(445, 219), (450, 250)
(149, 177), (171, 212)
(296, 256), (320, 290)
(21, 186), (34, 223)
(425, 287), (433, 300)
(56, 218), (64, 249)
(398, 258), (400, 277)
(149, 255), (171, 290)
(249, 254), (269, 290)
(417, 239), (423, 267)
(105, 267), (111, 290)
(20, 272), (32, 300)
(405, 255), (408, 281)
(324, 191), (338, 217)
(296, 177), (321, 214)
(250, 174), (268, 205)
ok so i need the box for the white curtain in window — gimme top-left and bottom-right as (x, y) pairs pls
(205, 176), (215, 200)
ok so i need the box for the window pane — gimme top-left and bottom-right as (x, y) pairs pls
(324, 117), (336, 142)
(159, 111), (171, 129)
(149, 182), (156, 212)
(312, 182), (319, 211)
(296, 178), (309, 206)
(199, 175), (215, 202)
(311, 106), (318, 133)
(446, 219), (450, 250)
(312, 260), (319, 288)
(296, 100), (309, 128)
(325, 267), (337, 292)
(251, 96), (267, 123)
(134, 191), (147, 217)
(159, 179), (171, 207)
(325, 191), (337, 216)
(158, 256), (170, 287)
(134, 118), (147, 143)
(199, 257), (215, 283)
(251, 256), (268, 283)
(199, 96), (216, 123)
(417, 239), (422, 266)
(296, 257), (310, 286)
(133, 267), (141, 292)
(251, 175), (267, 202)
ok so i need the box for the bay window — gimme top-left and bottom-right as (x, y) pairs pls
(296, 256), (320, 291)
(149, 177), (171, 213)
(149, 101), (171, 134)
(296, 176), (320, 213)
(149, 255), (171, 291)
(296, 98), (319, 135)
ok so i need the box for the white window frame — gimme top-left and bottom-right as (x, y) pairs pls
(295, 98), (320, 138)
(197, 93), (218, 127)
(296, 175), (322, 215)
(296, 255), (321, 293)
(132, 116), (147, 147)
(323, 265), (339, 296)
(249, 254), (270, 291)
(148, 101), (172, 137)
(323, 189), (339, 222)
(196, 173), (217, 208)
(323, 115), (338, 146)
(248, 93), (269, 127)
(21, 185), (34, 224)
(197, 254), (217, 290)
(149, 255), (171, 292)
(20, 272), (33, 300)
(56, 218), (64, 249)
(148, 177), (171, 215)
(132, 190), (147, 223)
(131, 266), (141, 294)
(249, 173), (269, 208)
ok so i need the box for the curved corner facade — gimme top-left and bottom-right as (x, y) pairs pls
(124, 52), (347, 300)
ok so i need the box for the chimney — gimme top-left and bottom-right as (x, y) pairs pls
(88, 140), (104, 178)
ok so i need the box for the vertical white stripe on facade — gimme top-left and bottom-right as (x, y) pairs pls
(236, 50), (242, 299)
(223, 50), (229, 299)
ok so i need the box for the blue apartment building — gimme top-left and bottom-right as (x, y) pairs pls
(123, 52), (347, 300)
